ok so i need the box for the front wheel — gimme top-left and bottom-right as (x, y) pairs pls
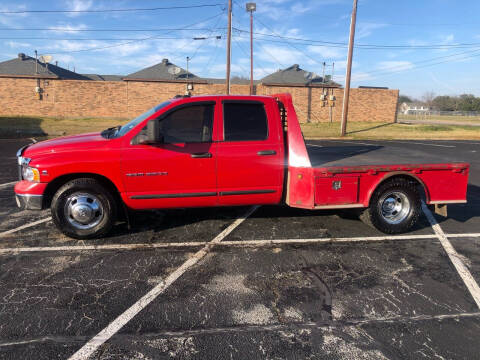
(360, 178), (421, 234)
(51, 178), (116, 239)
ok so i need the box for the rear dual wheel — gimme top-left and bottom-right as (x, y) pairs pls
(360, 178), (421, 234)
(51, 178), (116, 239)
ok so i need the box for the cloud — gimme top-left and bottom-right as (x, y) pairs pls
(307, 45), (346, 60)
(107, 42), (150, 57)
(256, 45), (302, 67)
(255, 0), (340, 21)
(290, 3), (311, 14)
(356, 23), (386, 39)
(377, 61), (414, 72)
(47, 23), (88, 34)
(5, 41), (31, 48)
(0, 4), (28, 28)
(437, 34), (455, 52)
(66, 0), (93, 17)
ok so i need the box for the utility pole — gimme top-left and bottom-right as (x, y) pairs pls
(225, 0), (232, 95)
(35, 50), (38, 74)
(340, 0), (358, 137)
(322, 62), (326, 83)
(246, 3), (256, 95)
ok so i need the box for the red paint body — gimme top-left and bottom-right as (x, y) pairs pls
(15, 94), (469, 213)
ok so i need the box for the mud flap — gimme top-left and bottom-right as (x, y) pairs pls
(434, 204), (448, 217)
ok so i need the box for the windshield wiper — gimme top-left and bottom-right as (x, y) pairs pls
(101, 125), (122, 139)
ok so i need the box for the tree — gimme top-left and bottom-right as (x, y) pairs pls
(398, 95), (412, 103)
(421, 91), (435, 108)
(457, 94), (480, 111)
(432, 96), (456, 111)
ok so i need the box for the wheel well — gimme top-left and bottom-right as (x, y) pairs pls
(43, 173), (123, 210)
(368, 174), (427, 206)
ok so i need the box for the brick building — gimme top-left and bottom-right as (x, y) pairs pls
(0, 54), (399, 123)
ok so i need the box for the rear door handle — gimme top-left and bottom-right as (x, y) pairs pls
(257, 150), (277, 156)
(191, 152), (212, 158)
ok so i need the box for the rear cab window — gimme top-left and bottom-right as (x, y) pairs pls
(223, 101), (268, 141)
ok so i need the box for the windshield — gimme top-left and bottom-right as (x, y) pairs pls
(115, 101), (171, 137)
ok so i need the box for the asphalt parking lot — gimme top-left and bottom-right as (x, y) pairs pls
(0, 138), (479, 359)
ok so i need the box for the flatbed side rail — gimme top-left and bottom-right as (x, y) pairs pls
(313, 162), (469, 207)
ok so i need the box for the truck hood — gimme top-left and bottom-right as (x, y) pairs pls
(23, 132), (110, 157)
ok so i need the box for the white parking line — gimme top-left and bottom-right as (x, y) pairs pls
(2, 233), (480, 254)
(0, 241), (207, 253)
(306, 144), (323, 148)
(325, 140), (377, 146)
(389, 140), (455, 148)
(0, 217), (52, 237)
(0, 181), (16, 190)
(441, 141), (480, 146)
(422, 202), (480, 309)
(67, 205), (259, 360)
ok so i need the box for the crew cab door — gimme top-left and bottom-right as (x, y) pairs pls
(216, 99), (284, 205)
(121, 101), (218, 209)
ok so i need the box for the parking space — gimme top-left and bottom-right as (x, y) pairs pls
(1, 139), (479, 359)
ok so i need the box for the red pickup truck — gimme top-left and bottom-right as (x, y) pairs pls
(15, 93), (469, 239)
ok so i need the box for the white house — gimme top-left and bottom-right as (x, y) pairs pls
(400, 102), (430, 115)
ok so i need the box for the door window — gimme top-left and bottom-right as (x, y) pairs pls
(134, 103), (214, 144)
(223, 102), (268, 141)
(161, 104), (214, 143)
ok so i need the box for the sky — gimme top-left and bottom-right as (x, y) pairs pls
(1, 0), (480, 98)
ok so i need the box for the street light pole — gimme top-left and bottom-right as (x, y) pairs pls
(226, 0), (233, 95)
(340, 0), (358, 137)
(246, 3), (256, 95)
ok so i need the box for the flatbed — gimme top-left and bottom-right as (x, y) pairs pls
(307, 143), (465, 168)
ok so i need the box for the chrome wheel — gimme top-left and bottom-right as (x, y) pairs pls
(379, 191), (411, 225)
(64, 192), (104, 230)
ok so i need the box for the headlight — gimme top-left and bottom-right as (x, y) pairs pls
(18, 156), (31, 166)
(22, 167), (40, 182)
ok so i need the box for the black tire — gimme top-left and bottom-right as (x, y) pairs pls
(51, 178), (116, 239)
(360, 178), (421, 234)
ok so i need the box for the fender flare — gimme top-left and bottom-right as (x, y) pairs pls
(365, 171), (429, 206)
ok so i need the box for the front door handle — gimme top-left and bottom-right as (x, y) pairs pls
(191, 152), (212, 158)
(257, 150), (277, 156)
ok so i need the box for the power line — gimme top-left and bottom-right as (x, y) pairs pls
(7, 25), (478, 50)
(363, 47), (480, 76)
(254, 17), (326, 67)
(232, 35), (269, 78)
(0, 27), (224, 32)
(233, 27), (480, 50)
(360, 21), (479, 27)
(370, 50), (480, 80)
(201, 30), (224, 75)
(1, 36), (222, 41)
(230, 11), (284, 69)
(0, 4), (224, 14)
(38, 12), (225, 55)
(189, 10), (225, 61)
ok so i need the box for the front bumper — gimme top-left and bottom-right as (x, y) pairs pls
(15, 194), (43, 210)
(14, 181), (47, 210)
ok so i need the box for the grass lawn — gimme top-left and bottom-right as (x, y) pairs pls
(0, 116), (479, 140)
(302, 121), (480, 140)
(397, 114), (480, 124)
